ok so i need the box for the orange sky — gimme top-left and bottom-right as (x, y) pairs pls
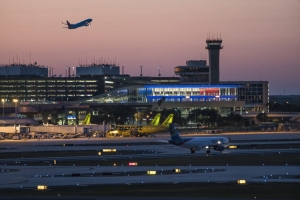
(0, 0), (299, 94)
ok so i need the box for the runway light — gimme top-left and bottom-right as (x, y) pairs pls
(173, 169), (181, 173)
(98, 152), (102, 155)
(37, 185), (48, 190)
(229, 145), (238, 149)
(103, 149), (117, 152)
(237, 180), (246, 184)
(129, 162), (138, 166)
(147, 171), (156, 175)
(113, 163), (116, 166)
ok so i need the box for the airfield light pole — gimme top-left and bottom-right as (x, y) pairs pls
(13, 99), (18, 133)
(1, 99), (4, 117)
(215, 95), (220, 128)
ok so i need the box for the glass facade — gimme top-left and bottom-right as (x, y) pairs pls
(237, 83), (264, 103)
(83, 84), (242, 105)
(138, 85), (240, 103)
(0, 77), (104, 102)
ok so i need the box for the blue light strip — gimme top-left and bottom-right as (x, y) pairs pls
(147, 96), (237, 101)
(143, 84), (242, 89)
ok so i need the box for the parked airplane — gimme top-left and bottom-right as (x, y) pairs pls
(81, 113), (91, 125)
(62, 18), (92, 29)
(149, 113), (161, 126)
(136, 114), (174, 136)
(168, 123), (229, 154)
(106, 113), (161, 137)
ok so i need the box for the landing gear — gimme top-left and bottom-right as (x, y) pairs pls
(206, 150), (211, 154)
(190, 149), (195, 153)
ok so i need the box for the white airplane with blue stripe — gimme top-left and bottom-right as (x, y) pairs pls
(168, 124), (229, 154)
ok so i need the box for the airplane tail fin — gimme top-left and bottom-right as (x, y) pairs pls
(82, 113), (91, 125)
(150, 113), (161, 126)
(66, 20), (71, 28)
(169, 123), (182, 141)
(161, 114), (174, 126)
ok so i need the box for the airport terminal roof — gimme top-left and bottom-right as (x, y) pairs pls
(76, 84), (242, 104)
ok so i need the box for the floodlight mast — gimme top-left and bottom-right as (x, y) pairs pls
(13, 99), (18, 133)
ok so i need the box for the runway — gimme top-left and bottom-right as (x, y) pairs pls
(1, 131), (300, 191)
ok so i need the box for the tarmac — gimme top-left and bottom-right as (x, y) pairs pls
(0, 131), (300, 189)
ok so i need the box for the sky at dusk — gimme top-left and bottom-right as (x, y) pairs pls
(0, 0), (299, 95)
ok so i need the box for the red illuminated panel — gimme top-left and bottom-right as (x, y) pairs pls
(200, 89), (205, 95)
(205, 88), (219, 96)
(129, 162), (138, 166)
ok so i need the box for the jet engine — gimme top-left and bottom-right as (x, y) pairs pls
(214, 145), (225, 152)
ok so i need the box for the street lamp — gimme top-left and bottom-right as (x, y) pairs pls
(13, 99), (18, 133)
(1, 99), (4, 117)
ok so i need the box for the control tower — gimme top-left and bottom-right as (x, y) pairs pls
(206, 37), (223, 84)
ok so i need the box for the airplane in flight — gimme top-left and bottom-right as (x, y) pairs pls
(62, 18), (92, 29)
(168, 123), (229, 154)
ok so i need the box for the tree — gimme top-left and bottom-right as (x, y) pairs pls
(187, 108), (221, 126)
(226, 112), (243, 126)
(256, 112), (267, 124)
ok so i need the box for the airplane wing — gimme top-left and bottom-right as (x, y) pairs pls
(157, 139), (169, 143)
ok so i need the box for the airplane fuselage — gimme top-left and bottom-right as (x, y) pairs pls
(137, 114), (174, 135)
(65, 18), (92, 29)
(169, 136), (229, 151)
(137, 125), (169, 134)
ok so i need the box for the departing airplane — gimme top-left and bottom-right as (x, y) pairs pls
(168, 123), (229, 154)
(136, 114), (174, 136)
(62, 18), (92, 29)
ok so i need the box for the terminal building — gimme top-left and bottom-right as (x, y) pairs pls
(0, 38), (269, 125)
(0, 64), (48, 77)
(76, 64), (120, 76)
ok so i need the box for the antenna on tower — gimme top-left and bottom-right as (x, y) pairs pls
(158, 66), (161, 77)
(140, 66), (143, 77)
(122, 66), (124, 75)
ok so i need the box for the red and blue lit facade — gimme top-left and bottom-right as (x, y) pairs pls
(137, 84), (241, 103)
